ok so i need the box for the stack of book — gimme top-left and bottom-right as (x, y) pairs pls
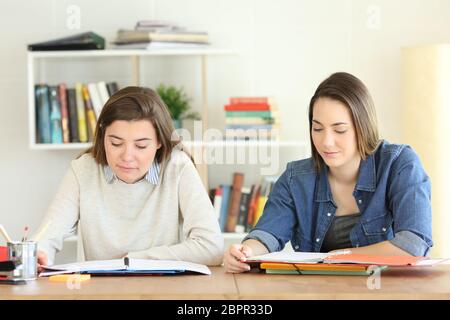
(244, 251), (449, 276)
(113, 20), (209, 49)
(210, 172), (278, 233)
(35, 81), (119, 144)
(224, 97), (280, 140)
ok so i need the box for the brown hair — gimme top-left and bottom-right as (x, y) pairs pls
(84, 86), (185, 173)
(308, 72), (380, 172)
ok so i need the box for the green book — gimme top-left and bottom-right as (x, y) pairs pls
(225, 111), (275, 118)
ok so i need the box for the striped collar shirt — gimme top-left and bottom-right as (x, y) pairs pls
(103, 161), (161, 185)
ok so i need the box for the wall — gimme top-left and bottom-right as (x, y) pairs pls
(1, 0), (449, 261)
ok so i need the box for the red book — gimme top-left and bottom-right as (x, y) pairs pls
(0, 246), (7, 261)
(229, 97), (273, 105)
(224, 104), (271, 111)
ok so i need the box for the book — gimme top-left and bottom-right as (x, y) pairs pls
(246, 184), (260, 231)
(96, 81), (110, 106)
(75, 83), (88, 143)
(114, 41), (209, 50)
(28, 32), (105, 51)
(225, 172), (244, 232)
(213, 187), (223, 221)
(35, 85), (51, 143)
(229, 97), (276, 105)
(81, 84), (97, 141)
(115, 29), (209, 44)
(219, 185), (231, 232)
(225, 111), (279, 118)
(261, 263), (388, 276)
(49, 86), (63, 143)
(87, 83), (103, 118)
(58, 84), (70, 143)
(224, 104), (272, 111)
(66, 88), (79, 143)
(40, 258), (211, 276)
(106, 82), (119, 97)
(225, 117), (278, 125)
(236, 187), (251, 233)
(245, 251), (449, 268)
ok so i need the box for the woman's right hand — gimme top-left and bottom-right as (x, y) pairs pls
(224, 244), (254, 273)
(37, 250), (48, 273)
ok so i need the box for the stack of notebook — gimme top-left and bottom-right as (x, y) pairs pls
(244, 251), (449, 276)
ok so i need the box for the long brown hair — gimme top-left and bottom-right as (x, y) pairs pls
(84, 86), (184, 173)
(308, 72), (380, 172)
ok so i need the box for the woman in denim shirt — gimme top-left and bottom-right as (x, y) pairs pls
(224, 72), (433, 273)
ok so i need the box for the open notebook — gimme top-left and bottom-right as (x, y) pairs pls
(40, 257), (211, 276)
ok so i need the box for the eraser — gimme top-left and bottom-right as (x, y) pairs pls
(48, 274), (91, 282)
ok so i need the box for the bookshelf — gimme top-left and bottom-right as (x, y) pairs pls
(27, 48), (308, 250)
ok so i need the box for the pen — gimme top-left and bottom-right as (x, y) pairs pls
(21, 226), (29, 242)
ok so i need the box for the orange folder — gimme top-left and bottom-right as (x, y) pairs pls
(324, 253), (426, 266)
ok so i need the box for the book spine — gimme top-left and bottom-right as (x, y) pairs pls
(75, 83), (88, 143)
(82, 84), (97, 141)
(35, 85), (51, 144)
(225, 173), (245, 232)
(229, 97), (270, 105)
(225, 111), (275, 118)
(224, 104), (271, 111)
(58, 84), (70, 143)
(67, 88), (79, 143)
(235, 187), (251, 233)
(213, 187), (223, 221)
(87, 83), (103, 119)
(219, 185), (231, 232)
(49, 86), (63, 144)
(97, 81), (110, 105)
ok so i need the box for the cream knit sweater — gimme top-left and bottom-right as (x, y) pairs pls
(36, 149), (224, 266)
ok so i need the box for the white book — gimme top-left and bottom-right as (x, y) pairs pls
(87, 83), (103, 118)
(39, 258), (211, 277)
(96, 81), (110, 106)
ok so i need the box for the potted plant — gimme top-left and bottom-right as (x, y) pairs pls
(156, 84), (201, 129)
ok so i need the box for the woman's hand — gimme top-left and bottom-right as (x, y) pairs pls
(37, 250), (48, 273)
(224, 244), (253, 273)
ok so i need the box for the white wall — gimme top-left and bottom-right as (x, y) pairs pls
(1, 0), (450, 260)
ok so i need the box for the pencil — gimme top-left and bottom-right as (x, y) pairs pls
(0, 224), (13, 243)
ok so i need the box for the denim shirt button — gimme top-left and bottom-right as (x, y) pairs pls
(327, 212), (332, 217)
(358, 199), (362, 204)
(316, 238), (320, 242)
(382, 227), (387, 232)
(294, 245), (299, 250)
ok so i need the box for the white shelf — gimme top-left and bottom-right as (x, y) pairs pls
(29, 142), (92, 150)
(29, 140), (307, 150)
(28, 48), (236, 59)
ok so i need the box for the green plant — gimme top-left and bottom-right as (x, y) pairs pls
(156, 84), (201, 121)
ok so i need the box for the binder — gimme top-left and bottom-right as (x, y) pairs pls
(28, 32), (105, 51)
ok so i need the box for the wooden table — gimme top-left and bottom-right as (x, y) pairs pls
(1, 266), (450, 300)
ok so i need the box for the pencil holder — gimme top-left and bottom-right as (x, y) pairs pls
(7, 241), (38, 281)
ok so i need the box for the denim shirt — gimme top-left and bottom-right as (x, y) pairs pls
(244, 140), (433, 256)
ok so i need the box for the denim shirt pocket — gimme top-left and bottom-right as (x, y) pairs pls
(361, 212), (394, 244)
